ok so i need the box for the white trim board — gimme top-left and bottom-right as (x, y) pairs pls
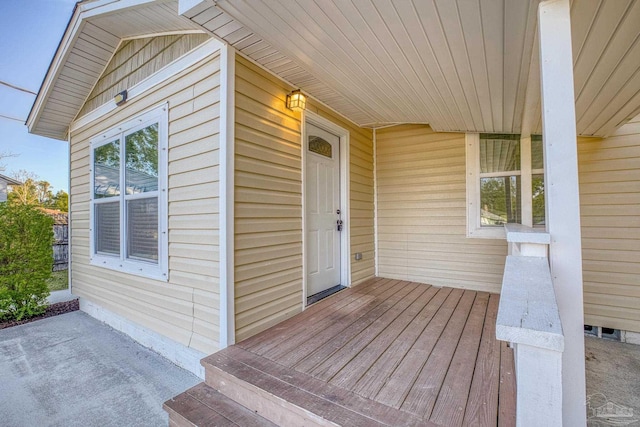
(465, 133), (506, 239)
(70, 38), (223, 133)
(301, 110), (351, 304)
(121, 30), (207, 41)
(219, 44), (236, 348)
(373, 127), (379, 277)
(68, 132), (73, 294)
(80, 298), (206, 378)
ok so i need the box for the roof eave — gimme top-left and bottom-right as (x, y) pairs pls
(26, 2), (84, 140)
(0, 174), (22, 185)
(26, 0), (163, 141)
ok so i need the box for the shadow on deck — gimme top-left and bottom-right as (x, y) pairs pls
(165, 277), (516, 426)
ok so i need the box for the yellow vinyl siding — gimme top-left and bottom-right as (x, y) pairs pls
(234, 56), (375, 341)
(376, 125), (506, 293)
(579, 114), (640, 333)
(234, 56), (303, 341)
(69, 47), (221, 354)
(79, 34), (210, 116)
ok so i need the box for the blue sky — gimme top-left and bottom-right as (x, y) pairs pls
(0, 0), (77, 192)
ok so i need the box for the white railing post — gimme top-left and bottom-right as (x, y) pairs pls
(497, 224), (564, 426)
(538, 1), (587, 424)
(505, 223), (549, 258)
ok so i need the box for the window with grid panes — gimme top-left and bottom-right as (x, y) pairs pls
(466, 133), (545, 238)
(90, 105), (168, 279)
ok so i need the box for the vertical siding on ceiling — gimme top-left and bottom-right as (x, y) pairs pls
(376, 125), (506, 293)
(79, 33), (210, 117)
(579, 114), (640, 333)
(233, 56), (375, 342)
(70, 50), (221, 354)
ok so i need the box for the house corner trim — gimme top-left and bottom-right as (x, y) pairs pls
(219, 43), (235, 348)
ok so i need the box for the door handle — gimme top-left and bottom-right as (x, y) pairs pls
(337, 219), (343, 231)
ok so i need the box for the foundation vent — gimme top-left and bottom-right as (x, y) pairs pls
(584, 325), (621, 341)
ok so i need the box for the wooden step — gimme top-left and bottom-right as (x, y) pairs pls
(201, 346), (431, 427)
(163, 383), (277, 427)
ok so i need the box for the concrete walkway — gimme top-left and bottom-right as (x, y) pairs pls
(0, 311), (200, 427)
(586, 336), (640, 426)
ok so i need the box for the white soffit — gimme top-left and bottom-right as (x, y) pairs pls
(190, 0), (639, 137)
(570, 0), (640, 137)
(27, 0), (204, 140)
(204, 0), (541, 133)
(30, 0), (640, 139)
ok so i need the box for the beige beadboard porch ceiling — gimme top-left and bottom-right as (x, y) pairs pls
(191, 0), (640, 137)
(28, 0), (640, 140)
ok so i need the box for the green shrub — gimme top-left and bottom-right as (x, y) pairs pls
(0, 204), (54, 321)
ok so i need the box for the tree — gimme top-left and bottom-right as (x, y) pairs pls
(0, 204), (53, 321)
(8, 170), (39, 206)
(480, 176), (521, 224)
(532, 176), (546, 225)
(52, 190), (68, 212)
(94, 124), (158, 176)
(8, 170), (68, 211)
(0, 150), (18, 173)
(36, 181), (54, 206)
(125, 124), (158, 177)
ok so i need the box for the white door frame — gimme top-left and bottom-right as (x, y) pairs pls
(301, 110), (351, 306)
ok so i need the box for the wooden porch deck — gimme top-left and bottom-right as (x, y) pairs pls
(166, 277), (516, 426)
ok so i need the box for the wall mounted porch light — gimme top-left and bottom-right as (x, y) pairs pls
(286, 89), (306, 112)
(114, 90), (128, 106)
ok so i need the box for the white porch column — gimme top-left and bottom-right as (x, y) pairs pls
(538, 1), (587, 425)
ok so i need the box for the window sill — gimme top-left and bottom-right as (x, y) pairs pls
(504, 223), (550, 244)
(90, 255), (168, 282)
(467, 226), (507, 240)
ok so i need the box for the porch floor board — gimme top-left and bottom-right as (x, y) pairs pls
(217, 277), (515, 426)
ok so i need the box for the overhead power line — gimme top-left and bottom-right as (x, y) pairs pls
(0, 113), (25, 123)
(0, 80), (37, 95)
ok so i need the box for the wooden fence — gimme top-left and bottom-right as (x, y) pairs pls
(53, 223), (68, 271)
(43, 209), (69, 272)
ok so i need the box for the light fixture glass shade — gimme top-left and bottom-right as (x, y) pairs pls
(286, 89), (306, 112)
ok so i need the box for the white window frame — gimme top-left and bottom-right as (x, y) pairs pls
(528, 136), (545, 227)
(466, 133), (543, 239)
(89, 104), (169, 280)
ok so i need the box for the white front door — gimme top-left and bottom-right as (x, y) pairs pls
(305, 123), (341, 296)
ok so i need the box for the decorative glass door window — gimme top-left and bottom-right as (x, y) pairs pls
(308, 135), (333, 158)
